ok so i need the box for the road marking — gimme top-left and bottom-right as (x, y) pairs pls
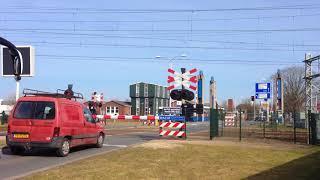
(103, 144), (128, 148)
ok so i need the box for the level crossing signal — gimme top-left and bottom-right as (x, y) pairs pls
(170, 89), (195, 101)
(167, 68), (198, 91)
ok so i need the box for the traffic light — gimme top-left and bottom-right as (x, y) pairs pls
(251, 96), (255, 102)
(196, 104), (204, 114)
(170, 89), (194, 101)
(182, 103), (194, 117)
(170, 89), (182, 101)
(181, 89), (195, 101)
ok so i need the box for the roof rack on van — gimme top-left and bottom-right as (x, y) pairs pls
(23, 88), (84, 100)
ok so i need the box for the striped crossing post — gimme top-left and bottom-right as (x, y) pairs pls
(159, 121), (186, 138)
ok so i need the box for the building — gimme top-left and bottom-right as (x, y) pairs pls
(103, 100), (131, 115)
(130, 82), (169, 115)
(209, 77), (217, 109)
(84, 100), (131, 115)
(227, 99), (235, 112)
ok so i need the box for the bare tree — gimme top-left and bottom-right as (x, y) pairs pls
(236, 98), (256, 120)
(3, 93), (16, 105)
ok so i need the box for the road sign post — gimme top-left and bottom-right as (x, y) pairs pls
(255, 82), (271, 122)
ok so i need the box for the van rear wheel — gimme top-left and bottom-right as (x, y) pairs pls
(10, 146), (24, 155)
(56, 138), (70, 157)
(96, 133), (104, 148)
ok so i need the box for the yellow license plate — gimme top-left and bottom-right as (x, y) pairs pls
(13, 134), (29, 139)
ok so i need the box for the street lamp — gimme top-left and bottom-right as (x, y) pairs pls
(155, 54), (187, 69)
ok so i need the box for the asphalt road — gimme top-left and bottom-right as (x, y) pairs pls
(0, 122), (209, 179)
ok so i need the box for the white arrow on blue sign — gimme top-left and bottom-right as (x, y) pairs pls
(255, 83), (271, 93)
(255, 93), (271, 99)
(159, 116), (185, 121)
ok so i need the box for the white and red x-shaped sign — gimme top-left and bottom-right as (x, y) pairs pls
(167, 68), (198, 91)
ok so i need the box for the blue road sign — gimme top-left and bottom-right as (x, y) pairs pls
(255, 83), (271, 93)
(255, 93), (271, 99)
(159, 116), (185, 121)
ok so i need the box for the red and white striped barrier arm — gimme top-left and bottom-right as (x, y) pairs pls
(94, 115), (158, 121)
(159, 129), (186, 137)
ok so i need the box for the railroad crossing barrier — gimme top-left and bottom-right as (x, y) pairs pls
(159, 121), (186, 138)
(94, 115), (158, 126)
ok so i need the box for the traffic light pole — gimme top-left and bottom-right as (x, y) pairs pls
(0, 37), (23, 101)
(253, 99), (256, 121)
(181, 68), (187, 139)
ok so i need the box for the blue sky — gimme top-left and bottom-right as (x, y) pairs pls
(1, 0), (320, 104)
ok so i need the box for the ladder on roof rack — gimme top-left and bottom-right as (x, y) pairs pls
(23, 88), (84, 99)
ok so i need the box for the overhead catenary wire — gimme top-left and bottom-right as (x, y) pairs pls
(4, 33), (320, 47)
(2, 4), (320, 13)
(2, 13), (320, 23)
(40, 57), (299, 66)
(2, 27), (320, 33)
(37, 54), (299, 63)
(12, 40), (320, 52)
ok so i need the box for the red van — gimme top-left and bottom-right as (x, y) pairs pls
(6, 89), (106, 157)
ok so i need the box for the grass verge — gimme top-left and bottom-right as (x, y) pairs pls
(23, 140), (320, 180)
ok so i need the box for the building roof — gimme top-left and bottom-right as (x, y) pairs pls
(129, 82), (168, 88)
(107, 100), (131, 107)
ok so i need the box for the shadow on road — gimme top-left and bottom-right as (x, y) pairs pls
(247, 150), (320, 180)
(1, 145), (98, 157)
(135, 134), (161, 141)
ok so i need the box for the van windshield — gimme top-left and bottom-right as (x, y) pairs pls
(14, 101), (55, 120)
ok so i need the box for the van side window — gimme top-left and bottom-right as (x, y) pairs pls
(83, 108), (94, 123)
(34, 102), (55, 119)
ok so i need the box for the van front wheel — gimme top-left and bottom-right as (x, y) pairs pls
(56, 138), (70, 157)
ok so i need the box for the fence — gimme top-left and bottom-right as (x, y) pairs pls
(210, 109), (314, 144)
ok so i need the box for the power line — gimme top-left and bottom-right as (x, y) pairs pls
(1, 30), (273, 38)
(2, 27), (320, 32)
(2, 13), (320, 23)
(37, 54), (299, 63)
(40, 57), (299, 66)
(2, 4), (320, 13)
(5, 33), (320, 47)
(13, 40), (320, 52)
